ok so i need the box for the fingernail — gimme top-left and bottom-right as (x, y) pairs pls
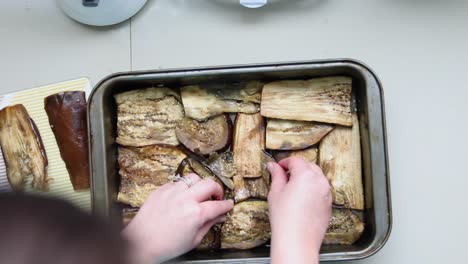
(218, 216), (227, 223)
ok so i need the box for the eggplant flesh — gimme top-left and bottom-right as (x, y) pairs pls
(115, 87), (184, 147)
(117, 145), (187, 207)
(319, 113), (364, 210)
(175, 115), (232, 155)
(274, 147), (319, 164)
(266, 119), (333, 150)
(0, 104), (49, 191)
(220, 200), (270, 250)
(181, 85), (260, 121)
(324, 209), (364, 245)
(260, 76), (353, 126)
(44, 91), (89, 190)
(233, 113), (265, 178)
(233, 151), (273, 203)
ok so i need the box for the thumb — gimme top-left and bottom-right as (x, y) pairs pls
(267, 162), (288, 193)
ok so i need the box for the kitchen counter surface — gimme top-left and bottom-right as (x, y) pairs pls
(1, 1), (467, 263)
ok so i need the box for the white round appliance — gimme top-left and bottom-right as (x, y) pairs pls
(58, 0), (148, 26)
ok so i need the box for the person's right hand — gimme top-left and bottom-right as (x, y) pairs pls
(267, 157), (332, 264)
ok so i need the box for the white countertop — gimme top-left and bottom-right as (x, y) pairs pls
(1, 0), (468, 263)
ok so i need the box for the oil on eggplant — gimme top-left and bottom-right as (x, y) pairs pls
(0, 104), (49, 191)
(266, 119), (333, 150)
(180, 82), (262, 121)
(44, 91), (90, 190)
(114, 87), (184, 147)
(175, 114), (232, 155)
(261, 76), (353, 126)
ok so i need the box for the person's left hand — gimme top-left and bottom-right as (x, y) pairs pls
(122, 173), (234, 264)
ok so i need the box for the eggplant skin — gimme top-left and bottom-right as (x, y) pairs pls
(44, 91), (89, 190)
(220, 200), (270, 249)
(175, 115), (232, 155)
(0, 104), (49, 191)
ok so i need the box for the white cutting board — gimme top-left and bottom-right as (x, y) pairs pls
(0, 78), (92, 210)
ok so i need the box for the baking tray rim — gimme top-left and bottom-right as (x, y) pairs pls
(87, 58), (392, 262)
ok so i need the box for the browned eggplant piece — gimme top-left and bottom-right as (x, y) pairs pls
(220, 200), (270, 250)
(207, 152), (236, 179)
(114, 87), (184, 147)
(266, 119), (333, 150)
(44, 91), (89, 190)
(175, 115), (232, 155)
(319, 113), (364, 210)
(117, 145), (187, 207)
(261, 77), (353, 126)
(324, 209), (364, 245)
(0, 104), (49, 191)
(177, 156), (233, 191)
(274, 147), (319, 164)
(233, 151), (273, 203)
(233, 113), (265, 178)
(181, 82), (262, 121)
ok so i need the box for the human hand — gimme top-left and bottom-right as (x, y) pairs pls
(267, 157), (332, 264)
(122, 174), (234, 264)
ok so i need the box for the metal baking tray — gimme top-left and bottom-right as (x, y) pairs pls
(88, 59), (392, 262)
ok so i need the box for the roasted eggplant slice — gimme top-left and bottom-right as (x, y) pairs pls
(181, 83), (261, 121)
(207, 152), (236, 179)
(44, 91), (89, 190)
(220, 200), (270, 250)
(273, 147), (319, 164)
(117, 145), (187, 207)
(0, 104), (49, 191)
(233, 151), (273, 203)
(233, 113), (265, 178)
(114, 87), (184, 147)
(324, 209), (364, 245)
(261, 77), (353, 126)
(178, 156), (233, 191)
(319, 113), (364, 210)
(175, 115), (232, 155)
(266, 119), (333, 150)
